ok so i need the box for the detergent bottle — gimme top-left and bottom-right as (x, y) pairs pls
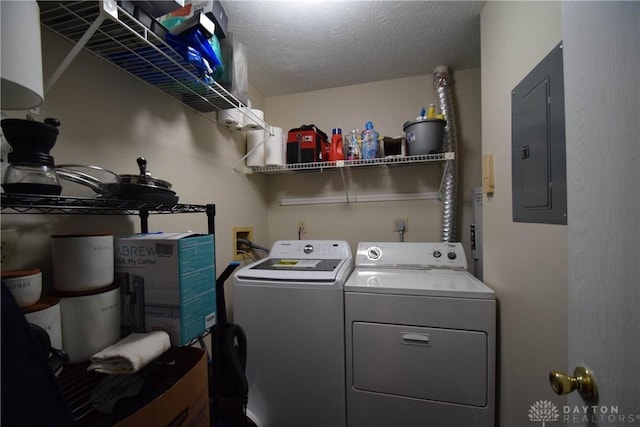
(361, 121), (379, 160)
(329, 128), (345, 161)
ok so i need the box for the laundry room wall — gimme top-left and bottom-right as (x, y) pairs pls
(263, 70), (482, 267)
(1, 28), (270, 298)
(481, 2), (568, 426)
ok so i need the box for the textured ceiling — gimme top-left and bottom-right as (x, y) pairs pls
(221, 0), (485, 97)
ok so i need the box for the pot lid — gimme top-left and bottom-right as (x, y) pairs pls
(119, 157), (172, 189)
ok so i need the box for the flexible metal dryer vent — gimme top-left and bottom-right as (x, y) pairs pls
(433, 65), (459, 243)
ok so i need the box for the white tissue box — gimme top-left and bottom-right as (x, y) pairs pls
(114, 233), (216, 346)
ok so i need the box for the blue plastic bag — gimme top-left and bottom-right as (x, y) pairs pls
(165, 28), (224, 80)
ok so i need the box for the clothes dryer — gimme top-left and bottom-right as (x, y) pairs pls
(345, 242), (496, 427)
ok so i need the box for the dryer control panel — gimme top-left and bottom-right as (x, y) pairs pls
(355, 242), (468, 270)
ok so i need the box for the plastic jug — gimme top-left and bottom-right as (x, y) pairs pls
(329, 128), (345, 161)
(361, 121), (379, 160)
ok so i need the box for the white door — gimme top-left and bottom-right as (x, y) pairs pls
(562, 1), (639, 424)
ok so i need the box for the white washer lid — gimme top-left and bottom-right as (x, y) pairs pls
(235, 257), (350, 283)
(345, 268), (495, 299)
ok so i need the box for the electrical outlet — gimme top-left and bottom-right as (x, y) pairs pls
(1, 229), (18, 270)
(233, 227), (254, 261)
(297, 219), (306, 231)
(393, 218), (408, 232)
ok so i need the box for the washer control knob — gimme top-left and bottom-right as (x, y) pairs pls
(447, 251), (457, 260)
(433, 250), (442, 258)
(303, 244), (314, 254)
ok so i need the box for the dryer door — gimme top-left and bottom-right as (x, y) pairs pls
(352, 322), (488, 406)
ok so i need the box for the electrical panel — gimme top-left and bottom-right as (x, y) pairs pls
(512, 42), (566, 225)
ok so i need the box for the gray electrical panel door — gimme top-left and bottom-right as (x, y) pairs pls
(512, 42), (566, 224)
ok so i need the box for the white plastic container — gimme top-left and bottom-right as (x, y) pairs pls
(1, 268), (42, 308)
(51, 233), (114, 293)
(58, 284), (121, 363)
(23, 296), (63, 350)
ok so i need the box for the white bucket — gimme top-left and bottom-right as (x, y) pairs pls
(51, 233), (114, 293)
(2, 268), (42, 308)
(58, 284), (121, 363)
(23, 296), (62, 350)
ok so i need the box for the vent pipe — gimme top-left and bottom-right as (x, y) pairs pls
(433, 66), (459, 242)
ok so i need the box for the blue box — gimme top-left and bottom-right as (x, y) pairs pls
(114, 232), (216, 346)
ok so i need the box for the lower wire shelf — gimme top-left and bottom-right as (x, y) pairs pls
(57, 346), (205, 426)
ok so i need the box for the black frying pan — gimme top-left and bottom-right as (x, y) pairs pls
(57, 158), (179, 205)
(115, 183), (179, 205)
(115, 157), (179, 205)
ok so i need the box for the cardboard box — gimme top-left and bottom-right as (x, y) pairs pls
(219, 32), (249, 104)
(115, 233), (216, 346)
(160, 0), (228, 39)
(114, 347), (210, 427)
(169, 10), (216, 39)
(133, 0), (185, 17)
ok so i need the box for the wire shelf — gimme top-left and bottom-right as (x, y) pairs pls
(0, 194), (210, 216)
(56, 347), (202, 425)
(38, 1), (258, 119)
(247, 152), (454, 174)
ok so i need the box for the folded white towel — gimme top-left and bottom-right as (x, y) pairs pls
(87, 331), (171, 374)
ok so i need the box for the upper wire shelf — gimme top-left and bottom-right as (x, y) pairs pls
(247, 152), (455, 174)
(38, 1), (266, 128)
(0, 193), (210, 216)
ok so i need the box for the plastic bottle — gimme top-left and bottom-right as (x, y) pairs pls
(346, 130), (361, 160)
(328, 128), (345, 162)
(361, 121), (379, 160)
(426, 104), (436, 119)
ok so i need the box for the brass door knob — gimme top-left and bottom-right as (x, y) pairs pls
(549, 366), (598, 404)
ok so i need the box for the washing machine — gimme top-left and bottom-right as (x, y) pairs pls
(233, 240), (354, 427)
(345, 242), (496, 427)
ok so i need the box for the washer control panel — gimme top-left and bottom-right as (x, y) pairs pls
(270, 240), (352, 259)
(356, 242), (467, 270)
